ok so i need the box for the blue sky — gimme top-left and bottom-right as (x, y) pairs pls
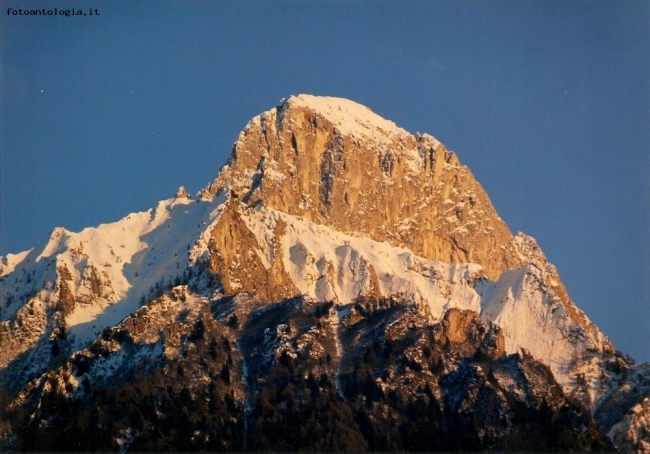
(1, 0), (648, 362)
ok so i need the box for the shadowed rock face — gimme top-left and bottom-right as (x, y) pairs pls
(3, 294), (614, 452)
(202, 95), (525, 281)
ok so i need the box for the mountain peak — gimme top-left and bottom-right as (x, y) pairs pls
(2, 95), (648, 452)
(202, 94), (521, 281)
(277, 94), (409, 141)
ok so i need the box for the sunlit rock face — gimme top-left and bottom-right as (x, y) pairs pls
(203, 94), (524, 281)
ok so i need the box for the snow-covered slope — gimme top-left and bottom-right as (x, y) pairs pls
(283, 94), (410, 141)
(0, 191), (226, 386)
(205, 201), (618, 398)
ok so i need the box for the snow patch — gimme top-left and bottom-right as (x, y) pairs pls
(285, 94), (410, 142)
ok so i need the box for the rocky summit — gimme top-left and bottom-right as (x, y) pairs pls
(1, 95), (648, 452)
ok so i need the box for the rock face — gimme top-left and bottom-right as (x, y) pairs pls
(203, 95), (522, 281)
(1, 294), (614, 452)
(608, 397), (650, 453)
(174, 186), (189, 199)
(1, 95), (648, 452)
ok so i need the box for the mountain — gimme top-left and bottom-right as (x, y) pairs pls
(1, 95), (648, 452)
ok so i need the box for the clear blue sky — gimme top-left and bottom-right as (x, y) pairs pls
(1, 0), (648, 362)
